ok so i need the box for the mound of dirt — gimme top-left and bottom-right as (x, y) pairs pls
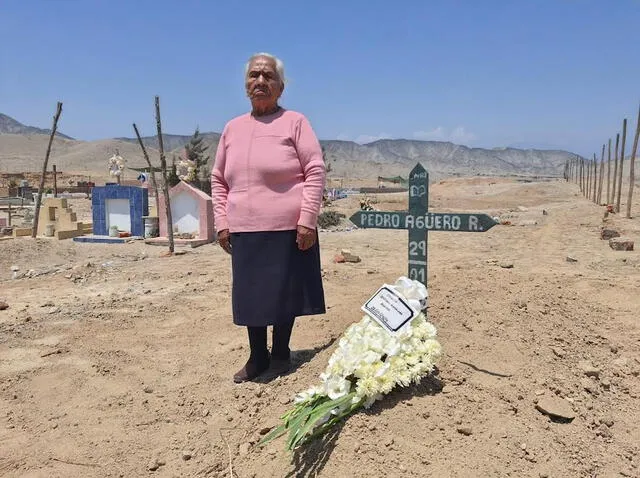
(1, 177), (639, 477)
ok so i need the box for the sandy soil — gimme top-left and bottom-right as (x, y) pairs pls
(1, 177), (639, 478)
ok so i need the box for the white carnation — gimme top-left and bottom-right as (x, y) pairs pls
(284, 276), (443, 447)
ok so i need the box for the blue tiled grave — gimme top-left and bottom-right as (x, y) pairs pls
(92, 184), (148, 237)
(73, 235), (144, 244)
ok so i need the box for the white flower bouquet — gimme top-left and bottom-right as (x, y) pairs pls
(108, 153), (126, 177)
(260, 277), (442, 451)
(177, 157), (196, 182)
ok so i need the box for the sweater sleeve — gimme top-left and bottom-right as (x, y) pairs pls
(211, 129), (230, 232)
(294, 115), (326, 229)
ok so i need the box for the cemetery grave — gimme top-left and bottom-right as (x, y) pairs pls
(0, 175), (639, 478)
(146, 180), (216, 248)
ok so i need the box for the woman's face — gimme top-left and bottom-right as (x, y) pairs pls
(245, 56), (283, 109)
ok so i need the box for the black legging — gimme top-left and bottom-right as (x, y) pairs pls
(247, 319), (295, 364)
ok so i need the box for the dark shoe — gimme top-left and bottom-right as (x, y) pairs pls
(233, 359), (269, 383)
(268, 358), (292, 378)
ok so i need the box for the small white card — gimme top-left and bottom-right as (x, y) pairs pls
(361, 285), (419, 334)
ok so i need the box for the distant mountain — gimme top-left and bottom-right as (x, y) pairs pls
(0, 113), (74, 140)
(320, 139), (577, 180)
(116, 133), (578, 180)
(1, 112), (582, 180)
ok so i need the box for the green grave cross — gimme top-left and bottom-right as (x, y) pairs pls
(349, 163), (499, 287)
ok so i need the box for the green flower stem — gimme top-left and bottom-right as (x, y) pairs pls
(259, 393), (361, 450)
(288, 394), (353, 449)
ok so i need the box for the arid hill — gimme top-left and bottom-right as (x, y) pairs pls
(0, 113), (73, 140)
(1, 112), (580, 181)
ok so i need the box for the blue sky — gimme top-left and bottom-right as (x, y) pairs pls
(1, 0), (639, 157)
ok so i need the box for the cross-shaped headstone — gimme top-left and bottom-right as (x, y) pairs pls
(350, 163), (499, 287)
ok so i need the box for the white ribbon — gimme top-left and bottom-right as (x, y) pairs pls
(392, 276), (428, 311)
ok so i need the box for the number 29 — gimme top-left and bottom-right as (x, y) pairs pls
(409, 241), (426, 256)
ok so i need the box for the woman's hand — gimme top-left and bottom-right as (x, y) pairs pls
(296, 225), (316, 251)
(218, 229), (232, 254)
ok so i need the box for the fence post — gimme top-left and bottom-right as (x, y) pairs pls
(32, 102), (63, 238)
(53, 164), (58, 198)
(597, 144), (605, 204)
(626, 104), (640, 218)
(155, 96), (174, 254)
(616, 119), (627, 213)
(612, 133), (620, 205)
(591, 153), (598, 202)
(606, 138), (612, 204)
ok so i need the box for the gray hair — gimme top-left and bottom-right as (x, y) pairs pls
(244, 52), (286, 85)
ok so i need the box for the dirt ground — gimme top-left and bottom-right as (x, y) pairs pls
(1, 177), (639, 478)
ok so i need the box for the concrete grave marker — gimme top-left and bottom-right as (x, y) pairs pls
(350, 163), (498, 286)
(36, 198), (89, 239)
(91, 184), (148, 237)
(148, 181), (215, 247)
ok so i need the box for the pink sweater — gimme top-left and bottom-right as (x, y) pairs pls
(211, 109), (326, 233)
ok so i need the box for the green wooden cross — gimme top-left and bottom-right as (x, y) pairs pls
(350, 163), (499, 287)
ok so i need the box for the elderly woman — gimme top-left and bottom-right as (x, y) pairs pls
(211, 53), (327, 383)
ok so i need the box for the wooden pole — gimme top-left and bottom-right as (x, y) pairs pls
(133, 123), (161, 218)
(32, 102), (62, 238)
(606, 138), (612, 204)
(593, 154), (600, 204)
(612, 133), (620, 205)
(592, 158), (596, 198)
(592, 154), (598, 202)
(586, 158), (590, 198)
(616, 118), (627, 213)
(53, 164), (58, 198)
(569, 157), (573, 182)
(626, 103), (640, 219)
(570, 157), (574, 182)
(155, 96), (174, 253)
(592, 157), (596, 200)
(583, 158), (590, 197)
(589, 157), (596, 200)
(7, 204), (11, 227)
(588, 156), (592, 200)
(580, 158), (584, 192)
(568, 158), (572, 182)
(597, 145), (605, 205)
(587, 158), (591, 199)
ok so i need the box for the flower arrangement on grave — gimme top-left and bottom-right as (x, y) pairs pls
(259, 276), (442, 451)
(176, 155), (197, 182)
(108, 151), (126, 183)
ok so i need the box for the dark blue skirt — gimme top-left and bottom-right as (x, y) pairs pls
(230, 230), (326, 326)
